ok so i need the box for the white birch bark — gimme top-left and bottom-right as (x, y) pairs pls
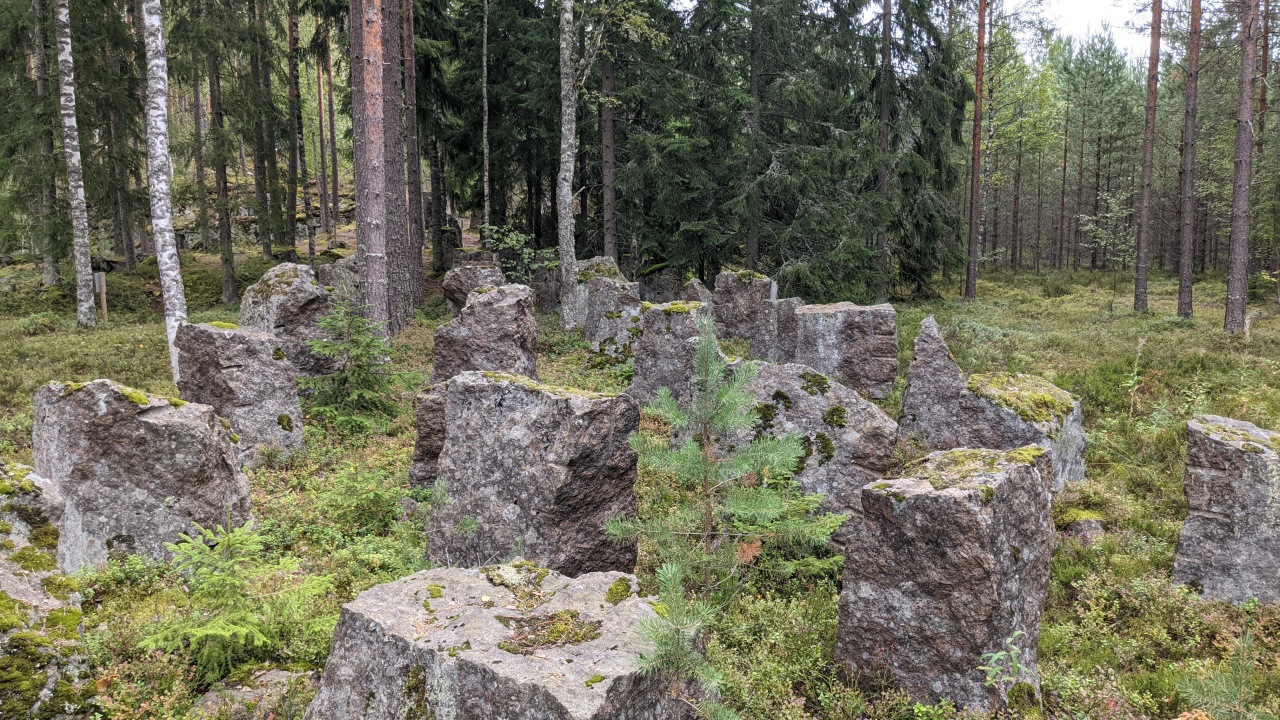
(53, 0), (95, 327)
(556, 0), (581, 329)
(142, 0), (189, 381)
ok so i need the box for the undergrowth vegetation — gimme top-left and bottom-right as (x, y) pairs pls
(3, 254), (1280, 718)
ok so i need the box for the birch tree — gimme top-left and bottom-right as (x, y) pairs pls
(141, 0), (189, 380)
(53, 0), (96, 327)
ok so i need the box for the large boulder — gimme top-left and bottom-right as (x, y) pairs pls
(837, 447), (1055, 711)
(32, 380), (251, 573)
(239, 263), (337, 376)
(626, 300), (707, 405)
(432, 284), (538, 383)
(728, 363), (898, 548)
(711, 270), (778, 353)
(316, 253), (364, 304)
(572, 256), (626, 324)
(898, 317), (1084, 492)
(637, 264), (684, 303)
(175, 322), (304, 467)
(791, 301), (898, 399)
(442, 264), (507, 316)
(1173, 415), (1280, 604)
(304, 563), (693, 720)
(422, 372), (639, 575)
(584, 276), (643, 365)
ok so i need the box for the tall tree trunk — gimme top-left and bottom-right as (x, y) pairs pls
(294, 52), (315, 269)
(260, 0), (283, 254)
(482, 0), (491, 230)
(1259, 0), (1270, 159)
(1057, 104), (1069, 270)
(1012, 137), (1022, 270)
(875, 0), (892, 302)
(53, 0), (95, 327)
(1135, 0), (1161, 312)
(744, 0), (763, 272)
(250, 8), (272, 259)
(1035, 148), (1043, 274)
(140, 0), (188, 379)
(404, 0), (425, 305)
(600, 34), (617, 261)
(1074, 104), (1086, 270)
(430, 128), (447, 272)
(965, 0), (986, 299)
(317, 47), (331, 235)
(287, 0), (301, 241)
(382, 0), (408, 333)
(328, 44), (340, 230)
(194, 73), (212, 251)
(352, 0), (391, 335)
(33, 0), (61, 286)
(1226, 0), (1260, 333)
(210, 55), (236, 305)
(557, 0), (582, 327)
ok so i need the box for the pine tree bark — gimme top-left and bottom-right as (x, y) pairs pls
(875, 0), (892, 301)
(1035, 148), (1043, 274)
(259, 0), (284, 254)
(328, 45), (341, 231)
(1259, 0), (1270, 158)
(53, 0), (95, 327)
(382, 0), (408, 333)
(352, 0), (391, 335)
(404, 0), (426, 306)
(430, 129), (447, 272)
(294, 53), (315, 269)
(1012, 138), (1022, 270)
(482, 0), (491, 231)
(33, 0), (61, 286)
(600, 36), (617, 261)
(1057, 104), (1069, 270)
(140, 0), (189, 379)
(210, 55), (236, 305)
(1134, 0), (1161, 312)
(1073, 105), (1086, 270)
(287, 0), (301, 241)
(250, 7), (273, 260)
(1226, 0), (1259, 333)
(317, 49), (331, 235)
(557, 0), (582, 327)
(964, 0), (986, 299)
(744, 0), (763, 272)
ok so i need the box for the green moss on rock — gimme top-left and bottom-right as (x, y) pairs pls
(604, 577), (632, 605)
(278, 414), (294, 432)
(210, 321), (240, 330)
(967, 372), (1076, 424)
(799, 372), (829, 396)
(27, 524), (58, 552)
(906, 447), (1046, 491)
(116, 385), (151, 406)
(11, 547), (56, 572)
(822, 406), (847, 428)
(496, 610), (602, 654)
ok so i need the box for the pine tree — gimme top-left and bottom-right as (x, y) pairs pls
(1134, 0), (1160, 312)
(1226, 0), (1259, 333)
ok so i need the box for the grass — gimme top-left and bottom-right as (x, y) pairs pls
(3, 258), (1280, 718)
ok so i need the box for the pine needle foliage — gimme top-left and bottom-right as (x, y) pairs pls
(138, 521), (333, 684)
(300, 301), (401, 434)
(606, 315), (845, 598)
(1177, 608), (1279, 720)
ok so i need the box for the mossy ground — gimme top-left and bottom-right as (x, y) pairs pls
(3, 263), (1280, 717)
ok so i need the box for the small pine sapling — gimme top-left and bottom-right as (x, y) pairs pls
(300, 301), (401, 433)
(1177, 602), (1279, 720)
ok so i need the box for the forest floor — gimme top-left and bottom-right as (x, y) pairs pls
(2, 254), (1279, 719)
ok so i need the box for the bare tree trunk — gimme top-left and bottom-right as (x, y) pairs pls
(1074, 105), (1086, 270)
(965, 0), (986, 299)
(744, 0), (763, 272)
(317, 45), (331, 235)
(210, 55), (236, 305)
(352, 0), (390, 335)
(875, 0), (892, 301)
(557, 0), (582, 327)
(194, 73), (212, 251)
(430, 129), (447, 272)
(328, 45), (341, 231)
(53, 0), (95, 327)
(141, 0), (188, 380)
(1057, 104), (1069, 270)
(294, 48), (315, 269)
(33, 0), (61, 286)
(1035, 148), (1043, 274)
(287, 0), (301, 242)
(261, 0), (283, 254)
(250, 5), (273, 260)
(404, 0), (425, 306)
(1135, 0), (1161, 312)
(482, 0), (491, 231)
(600, 32), (617, 261)
(1259, 0), (1270, 159)
(382, 0), (408, 333)
(1226, 0), (1259, 333)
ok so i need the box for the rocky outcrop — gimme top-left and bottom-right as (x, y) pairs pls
(304, 563), (693, 720)
(791, 301), (898, 399)
(316, 253), (364, 304)
(423, 373), (638, 575)
(239, 263), (337, 376)
(837, 447), (1055, 711)
(32, 380), (251, 573)
(0, 462), (93, 719)
(584, 277), (643, 365)
(572, 256), (626, 324)
(728, 363), (898, 548)
(637, 264), (684, 303)
(712, 271), (778, 356)
(626, 301), (707, 405)
(432, 284), (538, 383)
(442, 264), (507, 316)
(410, 383), (448, 487)
(1173, 415), (1280, 604)
(681, 278), (713, 305)
(175, 322), (304, 467)
(898, 317), (1085, 492)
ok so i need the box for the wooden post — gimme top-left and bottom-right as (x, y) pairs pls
(95, 271), (107, 322)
